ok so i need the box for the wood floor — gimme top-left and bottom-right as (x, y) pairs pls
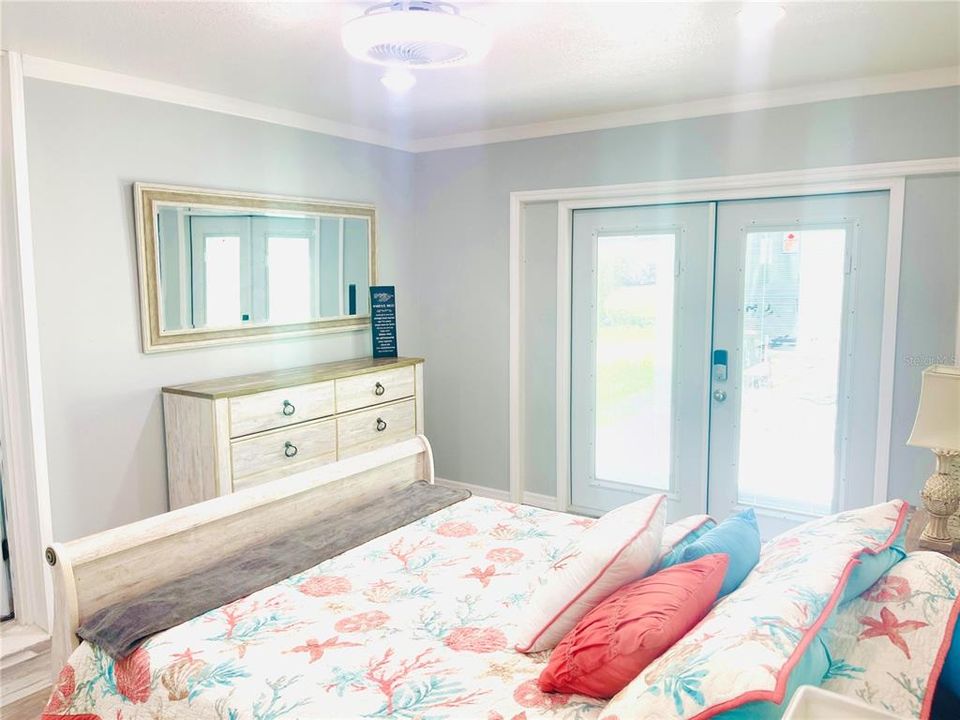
(2, 686), (49, 720)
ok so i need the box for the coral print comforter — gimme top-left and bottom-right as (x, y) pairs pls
(44, 497), (607, 720)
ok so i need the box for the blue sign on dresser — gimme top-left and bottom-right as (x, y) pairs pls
(370, 286), (398, 358)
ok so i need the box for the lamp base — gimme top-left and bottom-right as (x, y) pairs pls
(919, 457), (959, 552)
(919, 522), (956, 553)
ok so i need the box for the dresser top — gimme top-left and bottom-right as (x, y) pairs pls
(163, 356), (424, 399)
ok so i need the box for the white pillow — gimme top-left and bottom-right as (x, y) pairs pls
(515, 493), (666, 653)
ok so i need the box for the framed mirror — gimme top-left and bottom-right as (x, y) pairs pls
(134, 183), (376, 352)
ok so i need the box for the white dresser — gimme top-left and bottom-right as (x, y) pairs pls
(162, 357), (424, 509)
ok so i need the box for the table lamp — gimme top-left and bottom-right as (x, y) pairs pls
(907, 364), (960, 551)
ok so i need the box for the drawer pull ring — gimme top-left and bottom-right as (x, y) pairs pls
(376, 418), (387, 432)
(374, 382), (386, 396)
(282, 400), (296, 416)
(284, 441), (298, 458)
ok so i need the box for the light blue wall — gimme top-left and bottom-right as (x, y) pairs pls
(21, 78), (960, 540)
(414, 86), (960, 503)
(891, 174), (960, 497)
(24, 79), (419, 541)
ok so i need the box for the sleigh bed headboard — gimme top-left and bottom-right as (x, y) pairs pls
(44, 435), (435, 674)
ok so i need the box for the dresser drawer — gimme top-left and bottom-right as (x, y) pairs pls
(231, 418), (337, 487)
(229, 381), (335, 438)
(337, 399), (417, 458)
(335, 366), (415, 413)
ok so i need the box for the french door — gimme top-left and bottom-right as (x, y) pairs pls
(708, 193), (889, 536)
(570, 203), (714, 519)
(570, 192), (890, 535)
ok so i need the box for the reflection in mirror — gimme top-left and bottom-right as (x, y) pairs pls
(157, 210), (371, 331)
(136, 184), (376, 352)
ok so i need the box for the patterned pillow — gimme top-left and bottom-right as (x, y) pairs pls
(515, 494), (667, 653)
(821, 551), (960, 719)
(599, 499), (909, 720)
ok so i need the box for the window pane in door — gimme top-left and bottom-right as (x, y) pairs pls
(267, 236), (311, 323)
(595, 233), (676, 490)
(737, 228), (846, 515)
(204, 235), (241, 326)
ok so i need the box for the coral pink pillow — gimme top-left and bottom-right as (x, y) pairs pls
(515, 494), (666, 653)
(538, 553), (728, 698)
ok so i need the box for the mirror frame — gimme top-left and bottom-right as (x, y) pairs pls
(134, 183), (377, 353)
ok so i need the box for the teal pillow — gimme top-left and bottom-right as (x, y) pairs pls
(841, 523), (907, 603)
(842, 549), (906, 603)
(680, 508), (760, 597)
(652, 518), (718, 574)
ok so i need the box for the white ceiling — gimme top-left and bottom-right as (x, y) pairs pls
(2, 1), (958, 148)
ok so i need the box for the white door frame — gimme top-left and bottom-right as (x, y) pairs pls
(509, 156), (960, 511)
(0, 50), (55, 633)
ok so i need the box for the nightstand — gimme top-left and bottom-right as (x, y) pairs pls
(782, 686), (899, 719)
(905, 507), (960, 562)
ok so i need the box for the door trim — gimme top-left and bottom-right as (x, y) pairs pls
(0, 51), (55, 633)
(509, 156), (960, 512)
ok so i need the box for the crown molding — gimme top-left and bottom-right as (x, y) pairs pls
(16, 54), (959, 155)
(19, 54), (410, 152)
(409, 66), (960, 153)
(510, 156), (960, 204)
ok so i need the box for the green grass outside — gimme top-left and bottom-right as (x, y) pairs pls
(596, 324), (657, 424)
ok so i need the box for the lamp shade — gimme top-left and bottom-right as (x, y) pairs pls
(907, 365), (960, 451)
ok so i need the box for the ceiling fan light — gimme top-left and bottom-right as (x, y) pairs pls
(380, 67), (417, 93)
(341, 1), (491, 68)
(737, 3), (786, 34)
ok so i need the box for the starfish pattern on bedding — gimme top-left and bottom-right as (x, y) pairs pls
(480, 659), (525, 682)
(463, 564), (512, 587)
(285, 636), (360, 663)
(857, 607), (928, 659)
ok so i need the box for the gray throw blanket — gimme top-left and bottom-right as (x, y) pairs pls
(78, 480), (470, 659)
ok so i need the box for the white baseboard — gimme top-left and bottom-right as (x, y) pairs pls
(521, 492), (559, 510)
(434, 477), (561, 510)
(434, 477), (511, 502)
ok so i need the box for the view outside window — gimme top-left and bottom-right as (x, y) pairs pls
(204, 235), (242, 326)
(736, 228), (846, 515)
(594, 233), (676, 490)
(268, 236), (312, 323)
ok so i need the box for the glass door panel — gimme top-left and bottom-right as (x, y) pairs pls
(737, 228), (847, 516)
(204, 236), (243, 327)
(570, 203), (714, 519)
(267, 236), (312, 323)
(595, 232), (676, 490)
(709, 192), (890, 538)
(189, 216), (252, 329)
(250, 216), (319, 323)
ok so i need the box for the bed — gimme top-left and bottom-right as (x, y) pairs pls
(40, 437), (959, 719)
(47, 499), (606, 717)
